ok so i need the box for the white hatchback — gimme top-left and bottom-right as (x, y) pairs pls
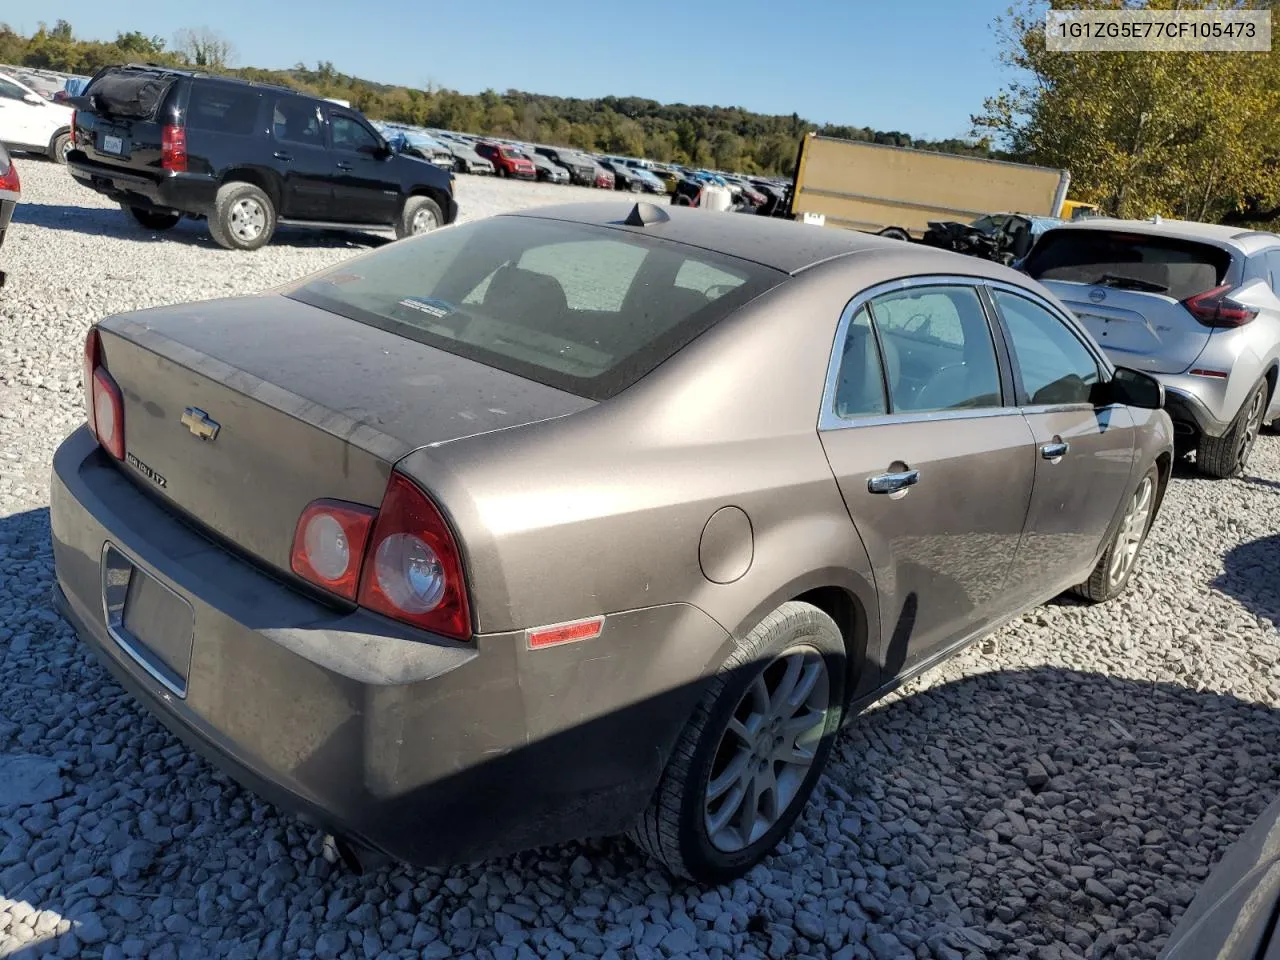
(0, 71), (74, 163)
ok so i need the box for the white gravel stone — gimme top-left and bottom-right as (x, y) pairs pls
(2, 157), (1280, 958)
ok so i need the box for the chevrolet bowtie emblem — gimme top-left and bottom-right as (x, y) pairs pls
(180, 407), (220, 441)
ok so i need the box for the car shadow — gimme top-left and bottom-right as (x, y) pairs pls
(2, 504), (1278, 958)
(1214, 532), (1280, 629)
(11, 202), (392, 250)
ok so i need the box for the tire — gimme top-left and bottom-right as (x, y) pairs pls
(395, 195), (444, 240)
(1071, 464), (1160, 603)
(1197, 379), (1268, 478)
(628, 601), (846, 883)
(207, 182), (276, 251)
(673, 194), (692, 206)
(124, 206), (181, 231)
(877, 226), (911, 242)
(48, 132), (71, 164)
(498, 167), (508, 178)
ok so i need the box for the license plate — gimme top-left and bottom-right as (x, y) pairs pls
(102, 135), (123, 155)
(102, 543), (194, 697)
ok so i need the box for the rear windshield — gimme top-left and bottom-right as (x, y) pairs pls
(287, 217), (783, 400)
(1024, 229), (1232, 300)
(86, 70), (173, 120)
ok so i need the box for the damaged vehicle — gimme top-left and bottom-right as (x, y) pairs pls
(52, 202), (1172, 884)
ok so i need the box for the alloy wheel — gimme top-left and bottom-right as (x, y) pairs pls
(229, 198), (266, 242)
(1236, 388), (1266, 471)
(410, 207), (439, 235)
(703, 645), (830, 853)
(1108, 475), (1155, 588)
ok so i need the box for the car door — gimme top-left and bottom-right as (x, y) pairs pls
(818, 279), (1037, 677)
(327, 109), (400, 225)
(269, 96), (335, 220)
(987, 284), (1138, 602)
(0, 75), (45, 149)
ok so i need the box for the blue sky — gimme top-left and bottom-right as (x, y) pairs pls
(13, 0), (1020, 140)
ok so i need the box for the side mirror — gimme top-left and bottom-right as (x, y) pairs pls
(1104, 366), (1164, 410)
(23, 93), (44, 105)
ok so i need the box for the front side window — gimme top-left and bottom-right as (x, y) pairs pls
(993, 290), (1101, 406)
(330, 113), (380, 153)
(0, 77), (27, 101)
(287, 217), (782, 400)
(869, 285), (1002, 413)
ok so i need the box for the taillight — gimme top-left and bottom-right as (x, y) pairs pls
(0, 160), (18, 194)
(161, 124), (187, 173)
(83, 327), (124, 460)
(290, 501), (376, 601)
(358, 473), (471, 640)
(1183, 283), (1258, 327)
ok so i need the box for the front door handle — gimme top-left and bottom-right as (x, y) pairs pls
(1041, 441), (1070, 461)
(336, 161), (352, 171)
(867, 469), (920, 495)
(273, 150), (292, 161)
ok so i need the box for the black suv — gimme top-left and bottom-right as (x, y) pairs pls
(67, 66), (458, 251)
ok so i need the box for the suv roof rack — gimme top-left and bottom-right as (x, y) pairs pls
(116, 63), (295, 95)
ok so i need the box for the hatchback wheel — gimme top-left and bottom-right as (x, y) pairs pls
(208, 182), (276, 251)
(1071, 464), (1159, 603)
(1197, 379), (1268, 478)
(628, 601), (845, 883)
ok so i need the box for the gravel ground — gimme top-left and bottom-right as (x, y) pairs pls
(2, 158), (1280, 960)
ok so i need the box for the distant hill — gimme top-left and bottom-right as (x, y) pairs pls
(0, 20), (998, 176)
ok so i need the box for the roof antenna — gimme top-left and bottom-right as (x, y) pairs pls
(624, 202), (670, 227)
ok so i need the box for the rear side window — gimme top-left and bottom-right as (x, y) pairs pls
(272, 97), (324, 147)
(1024, 230), (1231, 301)
(287, 217), (784, 400)
(187, 86), (260, 136)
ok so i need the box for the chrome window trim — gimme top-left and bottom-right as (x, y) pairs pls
(819, 274), (1019, 433)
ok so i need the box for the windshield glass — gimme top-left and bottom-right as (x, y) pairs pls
(287, 217), (783, 400)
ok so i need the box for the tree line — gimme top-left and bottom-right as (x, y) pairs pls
(0, 20), (995, 176)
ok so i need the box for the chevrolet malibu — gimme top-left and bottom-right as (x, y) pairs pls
(51, 202), (1173, 883)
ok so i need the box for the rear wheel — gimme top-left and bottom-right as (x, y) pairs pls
(877, 226), (911, 242)
(208, 182), (276, 251)
(124, 205), (181, 231)
(1071, 464), (1159, 603)
(48, 133), (72, 164)
(628, 601), (845, 883)
(395, 196), (443, 240)
(1197, 379), (1268, 478)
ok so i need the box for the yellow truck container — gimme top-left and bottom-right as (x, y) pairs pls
(789, 133), (1072, 238)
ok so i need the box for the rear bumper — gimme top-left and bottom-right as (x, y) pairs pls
(67, 153), (217, 216)
(1156, 371), (1238, 439)
(50, 426), (716, 865)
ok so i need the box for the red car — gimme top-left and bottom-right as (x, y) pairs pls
(474, 143), (536, 180)
(593, 166), (615, 189)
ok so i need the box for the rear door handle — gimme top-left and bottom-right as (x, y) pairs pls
(867, 470), (920, 495)
(273, 151), (292, 161)
(336, 161), (352, 171)
(1041, 441), (1070, 461)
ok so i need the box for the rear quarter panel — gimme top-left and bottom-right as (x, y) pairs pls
(397, 268), (887, 683)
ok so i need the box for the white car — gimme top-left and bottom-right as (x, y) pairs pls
(0, 71), (74, 163)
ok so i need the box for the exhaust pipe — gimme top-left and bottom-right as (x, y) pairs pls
(321, 833), (389, 876)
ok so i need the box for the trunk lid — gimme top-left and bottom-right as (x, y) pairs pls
(1025, 227), (1238, 375)
(96, 294), (594, 576)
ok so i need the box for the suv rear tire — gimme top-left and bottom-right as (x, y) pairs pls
(395, 196), (444, 240)
(208, 182), (276, 252)
(628, 601), (846, 883)
(124, 206), (181, 231)
(1197, 379), (1268, 478)
(48, 133), (72, 164)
